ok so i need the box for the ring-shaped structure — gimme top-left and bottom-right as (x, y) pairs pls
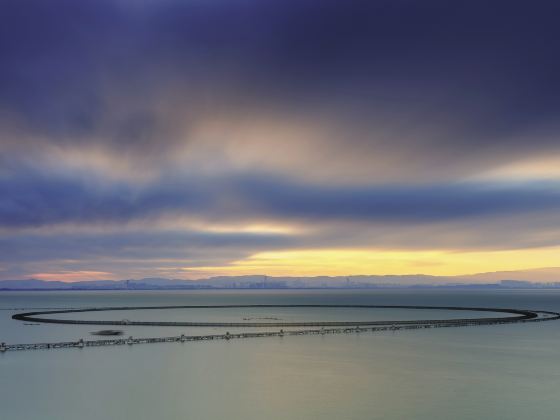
(12, 305), (559, 328)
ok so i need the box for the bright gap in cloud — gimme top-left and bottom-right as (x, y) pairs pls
(182, 246), (560, 278)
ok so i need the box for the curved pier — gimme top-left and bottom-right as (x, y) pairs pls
(10, 304), (542, 327)
(3, 305), (559, 352)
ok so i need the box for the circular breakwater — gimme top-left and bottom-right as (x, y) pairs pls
(4, 305), (559, 352)
(11, 304), (558, 328)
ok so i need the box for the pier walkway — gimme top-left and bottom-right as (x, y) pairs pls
(2, 306), (559, 353)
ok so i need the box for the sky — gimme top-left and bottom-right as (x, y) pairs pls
(1, 0), (560, 281)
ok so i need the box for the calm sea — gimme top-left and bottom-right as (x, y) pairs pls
(1, 289), (559, 420)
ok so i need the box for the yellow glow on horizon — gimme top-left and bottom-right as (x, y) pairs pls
(185, 247), (560, 277)
(31, 271), (116, 282)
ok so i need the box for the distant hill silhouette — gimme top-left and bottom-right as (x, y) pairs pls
(1, 268), (559, 290)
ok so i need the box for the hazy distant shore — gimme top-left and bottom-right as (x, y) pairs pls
(1, 276), (559, 291)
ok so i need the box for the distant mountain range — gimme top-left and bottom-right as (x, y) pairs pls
(1, 269), (560, 290)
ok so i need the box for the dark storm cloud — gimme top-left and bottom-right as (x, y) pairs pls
(1, 0), (560, 170)
(0, 168), (209, 228)
(2, 168), (560, 229)
(0, 230), (294, 263)
(237, 177), (560, 222)
(3, 0), (560, 279)
(0, 228), (300, 280)
(2, 171), (560, 277)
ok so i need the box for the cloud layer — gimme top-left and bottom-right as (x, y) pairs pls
(2, 0), (560, 279)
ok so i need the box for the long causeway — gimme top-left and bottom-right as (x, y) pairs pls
(3, 305), (559, 352)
